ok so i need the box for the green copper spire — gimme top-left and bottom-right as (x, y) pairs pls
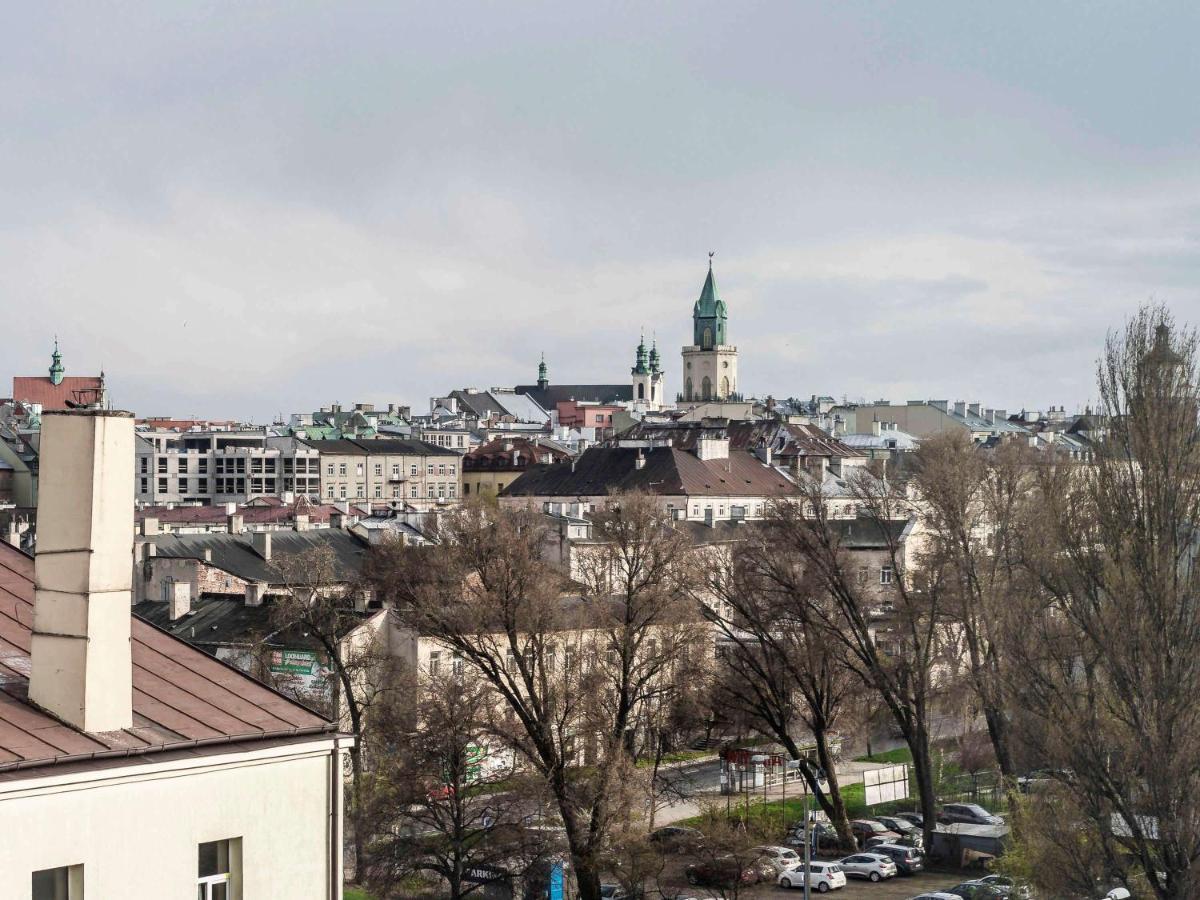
(537, 352), (549, 390)
(49, 338), (64, 386)
(632, 332), (650, 375)
(693, 253), (728, 348)
(648, 338), (661, 374)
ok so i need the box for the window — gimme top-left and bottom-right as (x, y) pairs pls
(374, 484), (382, 498)
(339, 485), (347, 500)
(198, 839), (238, 900)
(452, 653), (463, 677)
(448, 484), (456, 499)
(438, 484), (446, 499)
(197, 458), (208, 474)
(338, 462), (347, 476)
(438, 463), (446, 476)
(158, 477), (168, 494)
(356, 483), (365, 498)
(427, 485), (435, 498)
(428, 651), (442, 677)
(857, 567), (868, 586)
(32, 865), (81, 900)
(327, 485), (335, 498)
(157, 457), (168, 473)
(449, 463), (457, 475)
(410, 464), (418, 476)
(880, 566), (894, 585)
(356, 463), (364, 476)
(198, 478), (208, 494)
(140, 478), (147, 494)
(427, 464), (435, 475)
(392, 486), (400, 498)
(391, 463), (400, 477)
(140, 457), (148, 473)
(327, 463), (334, 475)
(410, 485), (418, 498)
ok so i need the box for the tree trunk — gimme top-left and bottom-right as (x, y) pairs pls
(981, 701), (1015, 779)
(813, 729), (855, 851)
(907, 722), (938, 854)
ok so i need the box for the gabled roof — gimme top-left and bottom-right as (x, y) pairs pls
(501, 446), (798, 499)
(146, 529), (367, 585)
(618, 420), (862, 460)
(300, 437), (458, 457)
(10, 376), (104, 412)
(0, 543), (331, 772)
(515, 384), (634, 407)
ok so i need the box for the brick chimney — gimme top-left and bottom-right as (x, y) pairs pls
(29, 409), (135, 733)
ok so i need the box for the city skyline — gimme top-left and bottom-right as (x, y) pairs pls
(3, 3), (1198, 420)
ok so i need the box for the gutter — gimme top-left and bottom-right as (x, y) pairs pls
(0, 723), (338, 773)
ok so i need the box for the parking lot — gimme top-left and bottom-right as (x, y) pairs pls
(659, 868), (970, 898)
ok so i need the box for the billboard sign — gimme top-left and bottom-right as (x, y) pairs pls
(269, 649), (319, 675)
(864, 764), (910, 806)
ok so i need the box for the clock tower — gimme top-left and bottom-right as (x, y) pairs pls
(681, 255), (738, 401)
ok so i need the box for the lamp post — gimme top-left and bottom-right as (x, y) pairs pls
(750, 754), (768, 827)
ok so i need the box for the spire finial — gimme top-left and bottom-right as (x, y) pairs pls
(708, 250), (715, 270)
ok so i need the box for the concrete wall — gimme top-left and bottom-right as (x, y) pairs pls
(681, 344), (738, 401)
(0, 739), (343, 900)
(138, 556), (250, 606)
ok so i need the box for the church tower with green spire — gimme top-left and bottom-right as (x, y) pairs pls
(48, 339), (64, 386)
(681, 254), (738, 402)
(536, 353), (549, 391)
(631, 332), (665, 410)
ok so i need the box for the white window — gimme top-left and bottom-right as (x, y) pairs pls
(438, 463), (446, 475)
(327, 485), (334, 499)
(374, 463), (382, 476)
(391, 464), (400, 476)
(880, 566), (894, 585)
(449, 464), (457, 475)
(327, 463), (334, 475)
(411, 485), (418, 498)
(448, 484), (456, 498)
(356, 463), (364, 476)
(410, 464), (418, 476)
(392, 486), (400, 498)
(32, 865), (82, 900)
(428, 485), (435, 498)
(427, 463), (435, 475)
(374, 484), (382, 498)
(339, 485), (347, 500)
(198, 838), (238, 900)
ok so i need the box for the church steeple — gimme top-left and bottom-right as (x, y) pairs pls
(537, 353), (549, 391)
(632, 332), (650, 375)
(648, 339), (661, 374)
(693, 253), (728, 349)
(49, 338), (64, 386)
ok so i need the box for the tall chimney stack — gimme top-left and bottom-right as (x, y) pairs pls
(29, 409), (135, 733)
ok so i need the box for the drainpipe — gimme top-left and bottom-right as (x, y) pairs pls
(329, 735), (343, 900)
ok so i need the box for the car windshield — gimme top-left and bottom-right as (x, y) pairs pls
(964, 805), (990, 816)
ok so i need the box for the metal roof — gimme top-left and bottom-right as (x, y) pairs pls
(146, 529), (367, 584)
(0, 543), (331, 772)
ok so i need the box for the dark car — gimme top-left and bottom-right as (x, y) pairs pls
(786, 821), (842, 852)
(600, 886), (641, 900)
(869, 842), (924, 875)
(938, 803), (1004, 826)
(876, 815), (923, 842)
(948, 881), (1008, 899)
(684, 856), (765, 887)
(849, 818), (902, 849)
(896, 811), (925, 828)
(649, 825), (704, 852)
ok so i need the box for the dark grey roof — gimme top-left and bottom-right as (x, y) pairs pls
(501, 446), (797, 499)
(449, 390), (508, 420)
(134, 596), (371, 648)
(147, 529), (367, 584)
(515, 384), (633, 406)
(300, 437), (457, 456)
(826, 516), (910, 549)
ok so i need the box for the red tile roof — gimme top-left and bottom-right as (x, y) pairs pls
(10, 376), (104, 412)
(0, 542), (331, 772)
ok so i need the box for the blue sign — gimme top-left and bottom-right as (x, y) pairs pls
(548, 861), (564, 900)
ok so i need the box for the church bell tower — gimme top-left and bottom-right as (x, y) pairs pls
(681, 254), (738, 402)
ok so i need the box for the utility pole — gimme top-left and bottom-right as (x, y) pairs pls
(802, 781), (811, 900)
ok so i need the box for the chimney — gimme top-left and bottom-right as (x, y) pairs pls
(953, 401), (967, 418)
(168, 581), (192, 620)
(968, 402), (982, 417)
(250, 531), (272, 561)
(635, 449), (646, 470)
(225, 502), (237, 515)
(29, 409), (136, 733)
(331, 512), (347, 530)
(227, 513), (244, 534)
(871, 420), (882, 437)
(141, 516), (160, 536)
(295, 513), (310, 532)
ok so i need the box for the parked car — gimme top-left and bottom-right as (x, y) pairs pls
(896, 811), (925, 828)
(877, 814), (925, 845)
(786, 821), (842, 852)
(870, 842), (924, 875)
(778, 861), (847, 893)
(649, 825), (704, 852)
(751, 845), (802, 875)
(600, 886), (640, 900)
(837, 852), (899, 881)
(938, 803), (1004, 826)
(977, 874), (1032, 898)
(850, 818), (902, 848)
(684, 856), (768, 887)
(909, 894), (963, 900)
(947, 881), (1008, 899)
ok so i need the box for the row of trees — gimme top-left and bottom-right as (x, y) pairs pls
(269, 306), (1197, 899)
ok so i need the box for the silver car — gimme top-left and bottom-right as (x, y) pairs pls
(837, 852), (899, 881)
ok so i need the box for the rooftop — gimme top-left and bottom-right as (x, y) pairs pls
(0, 542), (331, 772)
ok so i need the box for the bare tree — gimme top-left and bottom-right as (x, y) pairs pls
(269, 544), (398, 871)
(370, 494), (708, 900)
(1005, 306), (1200, 899)
(912, 432), (1037, 779)
(757, 476), (948, 850)
(362, 674), (555, 900)
(701, 529), (858, 849)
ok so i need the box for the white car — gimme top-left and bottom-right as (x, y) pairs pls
(909, 894), (962, 900)
(752, 844), (802, 875)
(838, 852), (899, 881)
(778, 861), (847, 893)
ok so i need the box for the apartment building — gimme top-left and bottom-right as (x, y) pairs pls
(135, 430), (321, 505)
(1, 408), (348, 899)
(304, 438), (462, 509)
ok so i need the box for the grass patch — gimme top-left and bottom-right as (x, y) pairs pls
(345, 889), (373, 900)
(637, 748), (714, 768)
(854, 746), (913, 764)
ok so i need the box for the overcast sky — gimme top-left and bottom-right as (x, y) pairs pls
(3, 2), (1198, 421)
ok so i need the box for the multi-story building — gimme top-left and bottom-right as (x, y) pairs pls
(135, 430), (321, 505)
(1, 408), (347, 899)
(462, 437), (571, 498)
(681, 257), (739, 402)
(288, 402), (411, 440)
(10, 341), (105, 412)
(838, 400), (1027, 442)
(304, 437), (462, 509)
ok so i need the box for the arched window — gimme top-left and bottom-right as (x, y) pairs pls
(721, 376), (730, 398)
(685, 377), (693, 400)
(702, 376), (712, 400)
(702, 327), (713, 349)
(637, 383), (645, 400)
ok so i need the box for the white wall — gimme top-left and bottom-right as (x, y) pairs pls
(0, 739), (342, 900)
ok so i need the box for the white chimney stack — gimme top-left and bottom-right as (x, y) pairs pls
(29, 409), (135, 733)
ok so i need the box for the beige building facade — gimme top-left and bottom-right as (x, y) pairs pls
(305, 438), (461, 509)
